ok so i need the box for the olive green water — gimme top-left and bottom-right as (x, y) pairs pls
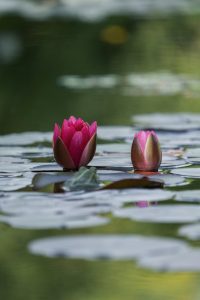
(1, 14), (200, 133)
(1, 7), (200, 300)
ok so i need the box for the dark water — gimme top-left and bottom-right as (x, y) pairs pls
(1, 1), (200, 300)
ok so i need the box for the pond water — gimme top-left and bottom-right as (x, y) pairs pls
(1, 1), (200, 300)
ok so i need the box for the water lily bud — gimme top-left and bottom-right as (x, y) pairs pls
(53, 116), (97, 170)
(131, 130), (162, 171)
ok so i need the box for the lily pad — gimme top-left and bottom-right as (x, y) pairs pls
(89, 155), (132, 168)
(139, 248), (200, 272)
(133, 113), (200, 131)
(0, 132), (52, 146)
(67, 189), (174, 205)
(28, 234), (187, 259)
(113, 205), (200, 223)
(97, 143), (131, 154)
(32, 173), (72, 190)
(175, 190), (200, 202)
(32, 163), (62, 172)
(171, 167), (200, 178)
(0, 215), (109, 230)
(102, 178), (163, 189)
(97, 126), (134, 141)
(0, 146), (52, 158)
(178, 223), (200, 240)
(29, 234), (198, 273)
(0, 173), (33, 191)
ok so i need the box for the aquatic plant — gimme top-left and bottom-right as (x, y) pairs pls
(131, 130), (162, 171)
(53, 116), (97, 170)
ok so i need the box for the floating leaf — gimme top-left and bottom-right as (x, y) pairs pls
(178, 223), (200, 241)
(171, 167), (200, 178)
(114, 205), (200, 223)
(0, 215), (109, 230)
(102, 178), (163, 190)
(28, 234), (200, 272)
(32, 173), (72, 190)
(64, 167), (100, 191)
(175, 190), (200, 202)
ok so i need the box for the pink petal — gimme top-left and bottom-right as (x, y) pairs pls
(53, 137), (76, 170)
(81, 125), (90, 148)
(89, 121), (97, 137)
(136, 201), (149, 208)
(69, 131), (84, 167)
(62, 127), (75, 148)
(150, 130), (158, 141)
(61, 120), (75, 148)
(79, 133), (96, 167)
(75, 118), (85, 131)
(131, 137), (146, 170)
(53, 123), (61, 146)
(135, 131), (148, 152)
(68, 116), (77, 126)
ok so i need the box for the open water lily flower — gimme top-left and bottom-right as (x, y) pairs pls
(53, 116), (97, 170)
(131, 130), (162, 171)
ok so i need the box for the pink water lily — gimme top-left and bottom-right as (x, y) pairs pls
(53, 116), (97, 170)
(131, 130), (162, 171)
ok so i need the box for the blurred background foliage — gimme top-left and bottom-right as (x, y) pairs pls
(0, 12), (200, 132)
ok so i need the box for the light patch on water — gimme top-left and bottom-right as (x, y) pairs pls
(59, 73), (200, 98)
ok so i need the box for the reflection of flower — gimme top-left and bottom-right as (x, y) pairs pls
(53, 116), (97, 170)
(136, 201), (157, 208)
(131, 130), (162, 171)
(136, 201), (149, 208)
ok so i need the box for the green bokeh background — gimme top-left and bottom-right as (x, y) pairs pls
(0, 15), (200, 133)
